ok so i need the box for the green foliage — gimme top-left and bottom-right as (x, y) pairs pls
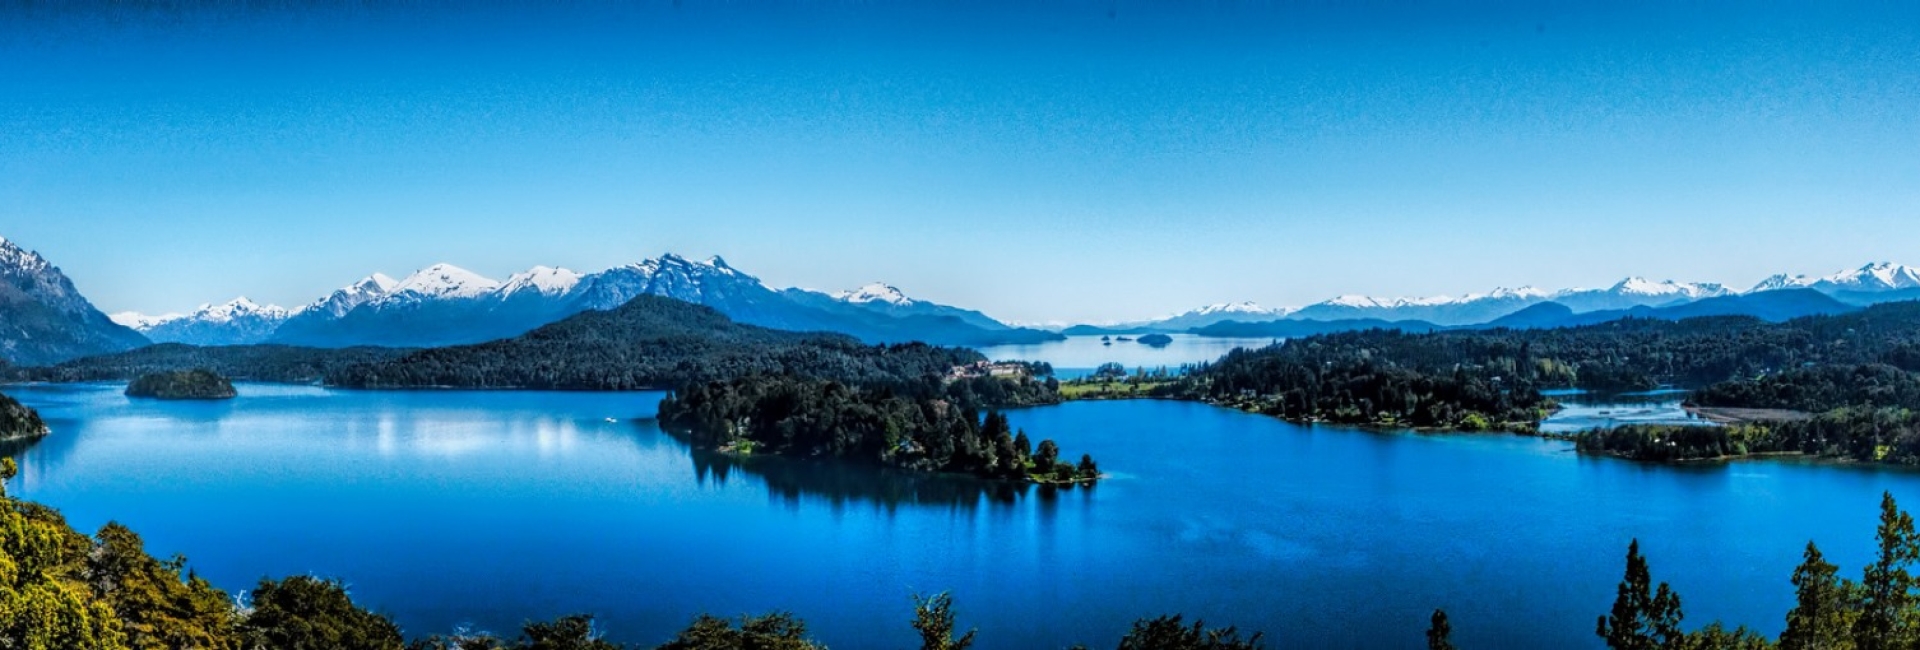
(659, 375), (1086, 481)
(1781, 542), (1854, 650)
(1597, 539), (1686, 650)
(88, 522), (237, 649)
(0, 390), (49, 440)
(123, 369), (238, 400)
(1115, 615), (1264, 650)
(238, 576), (405, 650)
(910, 592), (976, 650)
(1856, 492), (1920, 649)
(653, 612), (824, 650)
(325, 296), (986, 391)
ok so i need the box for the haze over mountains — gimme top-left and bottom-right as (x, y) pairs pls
(8, 230), (1920, 367)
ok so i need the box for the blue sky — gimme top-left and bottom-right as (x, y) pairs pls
(2, 1), (1916, 324)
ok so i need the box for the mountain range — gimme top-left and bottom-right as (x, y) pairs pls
(10, 227), (1920, 366)
(113, 254), (1062, 351)
(1105, 264), (1920, 334)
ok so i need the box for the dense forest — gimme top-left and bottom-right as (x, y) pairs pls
(1161, 302), (1920, 432)
(0, 390), (47, 440)
(12, 343), (411, 384)
(123, 369), (238, 400)
(323, 296), (993, 392)
(659, 375), (1091, 483)
(1578, 408), (1920, 465)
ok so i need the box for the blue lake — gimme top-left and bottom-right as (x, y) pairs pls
(4, 383), (1918, 648)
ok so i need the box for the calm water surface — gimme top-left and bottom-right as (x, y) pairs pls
(978, 334), (1275, 378)
(5, 383), (1917, 648)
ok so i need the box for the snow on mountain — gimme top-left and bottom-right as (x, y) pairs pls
(110, 311), (183, 329)
(833, 282), (917, 306)
(131, 297), (293, 346)
(499, 266), (583, 298)
(1750, 262), (1920, 294)
(293, 273), (399, 320)
(0, 235), (149, 364)
(1603, 277), (1732, 299)
(388, 264), (501, 301)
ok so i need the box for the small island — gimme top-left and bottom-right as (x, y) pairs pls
(1137, 333), (1173, 347)
(0, 391), (51, 441)
(125, 369), (239, 400)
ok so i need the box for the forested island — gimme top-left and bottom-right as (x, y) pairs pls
(660, 375), (1095, 484)
(0, 391), (48, 441)
(124, 369), (239, 400)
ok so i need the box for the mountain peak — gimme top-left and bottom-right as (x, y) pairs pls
(392, 264), (501, 299)
(192, 296), (290, 323)
(501, 265), (584, 297)
(834, 282), (915, 306)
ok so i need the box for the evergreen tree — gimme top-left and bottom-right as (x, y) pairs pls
(910, 592), (977, 650)
(1781, 541), (1855, 650)
(1427, 609), (1455, 650)
(1035, 440), (1062, 474)
(1598, 539), (1686, 650)
(1855, 492), (1919, 650)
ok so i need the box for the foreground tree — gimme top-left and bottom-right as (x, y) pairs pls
(911, 592), (976, 650)
(0, 457), (129, 650)
(1856, 492), (1920, 650)
(1780, 542), (1855, 650)
(1426, 609), (1455, 650)
(1598, 539), (1686, 650)
(654, 613), (823, 650)
(1115, 615), (1264, 650)
(238, 576), (405, 650)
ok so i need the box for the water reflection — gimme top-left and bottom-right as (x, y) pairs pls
(690, 448), (1090, 513)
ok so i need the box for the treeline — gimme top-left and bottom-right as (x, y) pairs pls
(323, 296), (989, 392)
(1579, 408), (1920, 465)
(1160, 302), (1920, 430)
(1692, 363), (1920, 413)
(12, 342), (412, 384)
(659, 375), (1091, 483)
(1161, 336), (1554, 431)
(123, 369), (237, 400)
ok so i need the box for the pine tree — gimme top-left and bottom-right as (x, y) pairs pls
(1597, 539), (1685, 650)
(1856, 492), (1919, 650)
(910, 592), (976, 650)
(1426, 609), (1456, 650)
(1781, 541), (1855, 650)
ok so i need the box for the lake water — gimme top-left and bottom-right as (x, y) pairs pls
(979, 334), (1277, 379)
(4, 384), (1917, 648)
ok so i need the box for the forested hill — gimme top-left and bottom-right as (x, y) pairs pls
(324, 295), (989, 391)
(1162, 301), (1920, 429)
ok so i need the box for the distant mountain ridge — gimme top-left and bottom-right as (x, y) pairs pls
(1090, 263), (1920, 336)
(118, 254), (1060, 349)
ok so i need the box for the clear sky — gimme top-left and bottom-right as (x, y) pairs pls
(1, 1), (1916, 324)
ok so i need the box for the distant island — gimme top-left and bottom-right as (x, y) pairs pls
(0, 391), (50, 441)
(1137, 333), (1173, 347)
(125, 369), (238, 400)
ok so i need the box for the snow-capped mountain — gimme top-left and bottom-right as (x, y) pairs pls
(834, 282), (914, 306)
(1752, 262), (1920, 294)
(259, 254), (1056, 349)
(1288, 287), (1549, 326)
(0, 235), (148, 365)
(797, 281), (1011, 332)
(118, 297), (292, 346)
(1548, 278), (1732, 313)
(1145, 302), (1292, 331)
